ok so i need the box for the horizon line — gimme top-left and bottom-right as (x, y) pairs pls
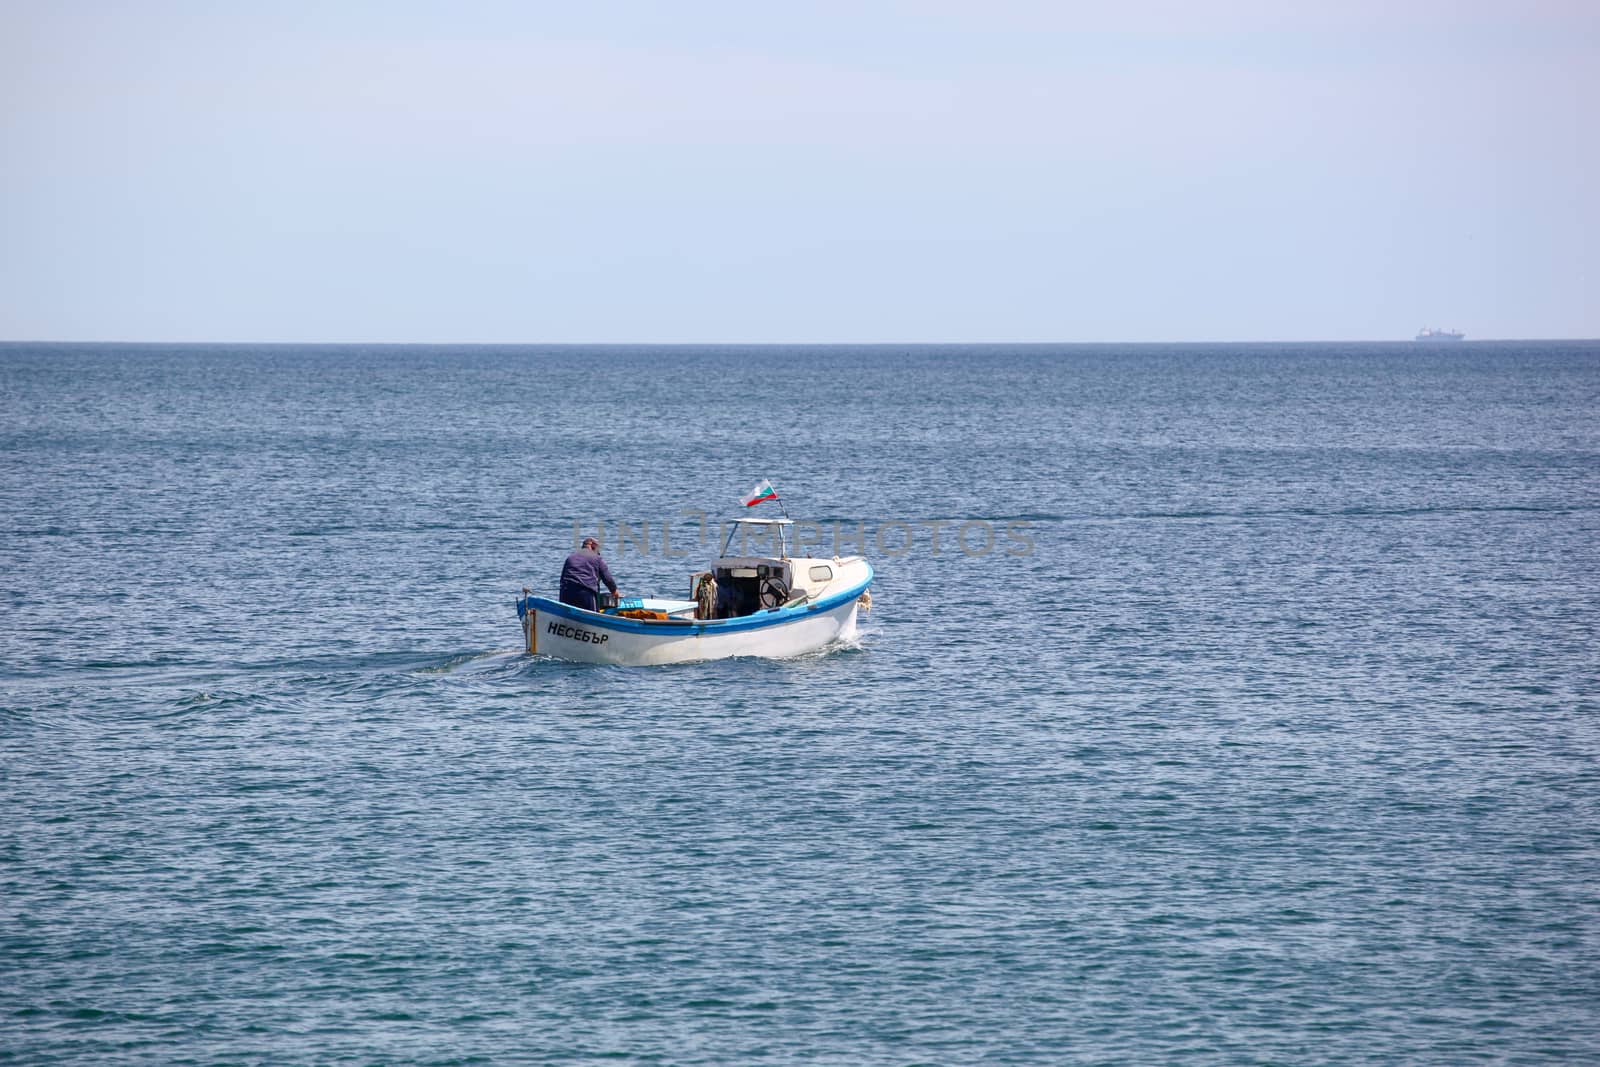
(4, 336), (1597, 348)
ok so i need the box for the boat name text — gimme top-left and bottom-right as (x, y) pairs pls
(546, 622), (610, 644)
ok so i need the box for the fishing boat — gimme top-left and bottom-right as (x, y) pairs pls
(516, 517), (873, 665)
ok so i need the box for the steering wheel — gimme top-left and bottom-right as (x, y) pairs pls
(758, 577), (788, 609)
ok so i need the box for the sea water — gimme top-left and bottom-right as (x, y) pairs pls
(2, 341), (1597, 1063)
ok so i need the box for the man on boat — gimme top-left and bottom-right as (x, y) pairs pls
(559, 537), (619, 612)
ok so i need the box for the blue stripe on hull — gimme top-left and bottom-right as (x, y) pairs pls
(517, 571), (872, 637)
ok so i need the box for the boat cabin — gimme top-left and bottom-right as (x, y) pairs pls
(690, 518), (865, 620)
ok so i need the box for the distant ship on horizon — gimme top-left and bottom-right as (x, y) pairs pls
(1416, 327), (1465, 342)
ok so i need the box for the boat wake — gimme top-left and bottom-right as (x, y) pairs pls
(412, 648), (524, 675)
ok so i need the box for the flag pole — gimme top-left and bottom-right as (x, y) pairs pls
(772, 484), (791, 557)
(755, 478), (790, 556)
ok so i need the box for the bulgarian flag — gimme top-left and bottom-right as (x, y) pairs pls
(742, 479), (779, 507)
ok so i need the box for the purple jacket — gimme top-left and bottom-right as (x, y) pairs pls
(559, 548), (617, 595)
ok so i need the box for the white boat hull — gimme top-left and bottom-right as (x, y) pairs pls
(519, 573), (870, 666)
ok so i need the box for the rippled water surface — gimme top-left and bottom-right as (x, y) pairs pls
(3, 342), (1598, 1063)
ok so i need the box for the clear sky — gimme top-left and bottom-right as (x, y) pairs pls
(1, 1), (1594, 343)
